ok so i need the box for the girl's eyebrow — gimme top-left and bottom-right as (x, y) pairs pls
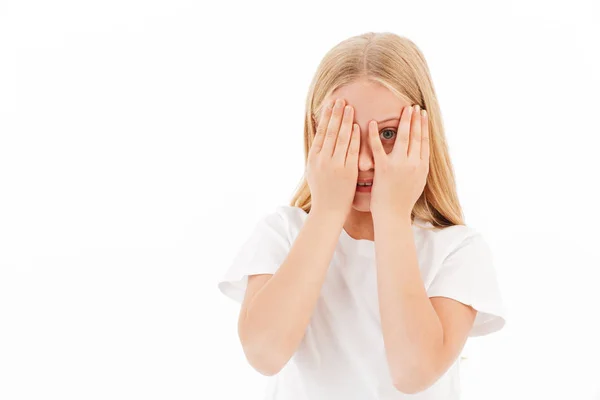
(377, 117), (400, 123)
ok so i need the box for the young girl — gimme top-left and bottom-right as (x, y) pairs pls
(218, 32), (506, 399)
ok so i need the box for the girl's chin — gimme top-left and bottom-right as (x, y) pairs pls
(352, 201), (371, 213)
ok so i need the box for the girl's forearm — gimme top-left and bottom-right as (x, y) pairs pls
(373, 214), (444, 393)
(239, 209), (345, 375)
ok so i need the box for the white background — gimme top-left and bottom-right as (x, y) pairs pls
(1, 0), (599, 399)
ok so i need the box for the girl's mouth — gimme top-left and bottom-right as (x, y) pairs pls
(356, 183), (372, 193)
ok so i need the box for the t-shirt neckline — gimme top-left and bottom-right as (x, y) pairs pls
(340, 217), (426, 256)
(340, 227), (375, 255)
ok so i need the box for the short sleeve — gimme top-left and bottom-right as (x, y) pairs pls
(427, 233), (506, 337)
(217, 210), (291, 305)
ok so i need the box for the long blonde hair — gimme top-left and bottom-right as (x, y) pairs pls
(290, 32), (465, 229)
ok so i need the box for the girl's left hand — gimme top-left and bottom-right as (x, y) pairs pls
(369, 104), (430, 219)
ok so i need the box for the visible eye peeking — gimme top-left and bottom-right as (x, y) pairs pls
(380, 128), (396, 141)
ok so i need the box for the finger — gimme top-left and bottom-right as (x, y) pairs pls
(368, 120), (386, 163)
(345, 123), (360, 168)
(332, 105), (354, 165)
(408, 105), (421, 161)
(308, 99), (334, 160)
(392, 105), (413, 157)
(421, 108), (430, 162)
(321, 98), (346, 157)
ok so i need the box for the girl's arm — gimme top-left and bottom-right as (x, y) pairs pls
(238, 209), (344, 376)
(374, 214), (476, 394)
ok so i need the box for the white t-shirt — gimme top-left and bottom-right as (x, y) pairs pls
(218, 205), (506, 400)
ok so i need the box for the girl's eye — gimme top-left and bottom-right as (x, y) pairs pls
(380, 129), (396, 141)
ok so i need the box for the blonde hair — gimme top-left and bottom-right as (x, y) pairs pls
(289, 32), (465, 229)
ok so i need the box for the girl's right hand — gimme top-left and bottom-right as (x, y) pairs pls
(305, 98), (360, 219)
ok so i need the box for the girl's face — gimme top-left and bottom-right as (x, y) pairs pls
(323, 78), (411, 213)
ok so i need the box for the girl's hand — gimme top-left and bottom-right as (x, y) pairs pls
(369, 105), (430, 219)
(306, 98), (360, 220)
